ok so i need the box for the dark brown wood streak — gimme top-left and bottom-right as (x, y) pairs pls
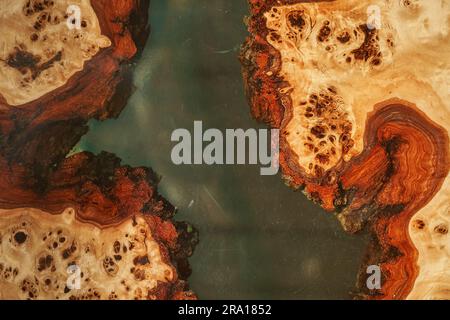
(343, 101), (449, 299)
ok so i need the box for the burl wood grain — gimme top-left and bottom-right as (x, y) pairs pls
(0, 0), (197, 300)
(241, 0), (450, 299)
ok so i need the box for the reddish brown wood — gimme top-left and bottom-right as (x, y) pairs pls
(240, 0), (450, 299)
(0, 0), (197, 300)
